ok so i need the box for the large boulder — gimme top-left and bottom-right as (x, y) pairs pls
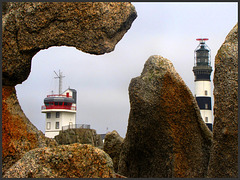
(118, 55), (213, 178)
(55, 128), (103, 148)
(3, 143), (116, 178)
(2, 86), (58, 174)
(207, 24), (238, 178)
(103, 130), (124, 172)
(2, 2), (136, 174)
(2, 2), (137, 86)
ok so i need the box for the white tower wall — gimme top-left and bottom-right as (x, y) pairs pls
(194, 81), (211, 97)
(195, 80), (213, 124)
(61, 112), (76, 127)
(42, 88), (77, 138)
(199, 109), (213, 124)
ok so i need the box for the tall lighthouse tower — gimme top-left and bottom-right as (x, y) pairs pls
(41, 71), (77, 138)
(193, 38), (213, 131)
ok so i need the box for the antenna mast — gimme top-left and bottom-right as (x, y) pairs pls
(54, 70), (65, 94)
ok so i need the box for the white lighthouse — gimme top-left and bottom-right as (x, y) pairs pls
(41, 71), (77, 138)
(193, 38), (213, 131)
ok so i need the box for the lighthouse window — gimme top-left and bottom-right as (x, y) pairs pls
(205, 103), (208, 109)
(55, 122), (60, 129)
(205, 90), (208, 95)
(46, 122), (51, 130)
(56, 112), (60, 118)
(47, 112), (51, 119)
(205, 117), (208, 123)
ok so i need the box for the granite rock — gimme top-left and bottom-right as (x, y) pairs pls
(2, 2), (137, 86)
(2, 86), (58, 175)
(55, 128), (103, 148)
(207, 23), (238, 178)
(118, 55), (213, 178)
(103, 130), (124, 172)
(2, 2), (136, 175)
(3, 143), (116, 178)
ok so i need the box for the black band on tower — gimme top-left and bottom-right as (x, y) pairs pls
(193, 66), (212, 81)
(196, 97), (212, 110)
(206, 123), (213, 131)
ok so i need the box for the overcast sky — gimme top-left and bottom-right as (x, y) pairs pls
(15, 2), (238, 138)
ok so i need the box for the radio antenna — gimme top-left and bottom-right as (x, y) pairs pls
(54, 70), (65, 94)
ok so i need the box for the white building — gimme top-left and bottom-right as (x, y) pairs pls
(193, 38), (213, 131)
(41, 87), (77, 138)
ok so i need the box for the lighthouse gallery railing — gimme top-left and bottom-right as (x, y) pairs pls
(41, 105), (76, 111)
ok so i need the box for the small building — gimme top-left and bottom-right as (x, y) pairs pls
(41, 88), (77, 138)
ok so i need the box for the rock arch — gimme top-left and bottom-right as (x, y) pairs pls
(2, 2), (137, 174)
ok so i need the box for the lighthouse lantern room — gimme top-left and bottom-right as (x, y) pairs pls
(193, 38), (213, 131)
(41, 71), (77, 138)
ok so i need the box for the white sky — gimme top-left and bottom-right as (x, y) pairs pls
(15, 2), (238, 138)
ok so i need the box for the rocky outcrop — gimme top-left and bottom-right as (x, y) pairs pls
(2, 86), (57, 173)
(3, 143), (116, 178)
(207, 24), (238, 178)
(118, 56), (213, 178)
(2, 2), (137, 86)
(103, 130), (124, 172)
(2, 2), (136, 175)
(55, 128), (103, 148)
(2, 86), (58, 174)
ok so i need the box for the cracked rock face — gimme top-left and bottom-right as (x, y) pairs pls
(3, 144), (115, 178)
(207, 24), (238, 178)
(2, 2), (137, 86)
(118, 55), (212, 178)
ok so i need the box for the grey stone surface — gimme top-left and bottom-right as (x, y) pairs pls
(2, 2), (137, 86)
(103, 130), (124, 172)
(3, 143), (116, 178)
(207, 23), (238, 178)
(55, 128), (103, 148)
(118, 55), (213, 178)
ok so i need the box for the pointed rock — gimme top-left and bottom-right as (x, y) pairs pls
(207, 23), (238, 178)
(103, 130), (124, 172)
(118, 55), (212, 178)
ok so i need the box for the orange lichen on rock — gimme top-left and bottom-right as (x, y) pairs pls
(2, 86), (39, 173)
(118, 55), (212, 178)
(161, 73), (194, 177)
(3, 144), (116, 178)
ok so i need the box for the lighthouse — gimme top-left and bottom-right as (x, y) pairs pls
(193, 38), (213, 131)
(41, 71), (77, 138)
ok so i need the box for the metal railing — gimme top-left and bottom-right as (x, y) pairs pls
(41, 105), (76, 111)
(47, 94), (72, 98)
(62, 124), (91, 131)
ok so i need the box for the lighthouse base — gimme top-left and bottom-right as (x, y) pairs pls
(45, 131), (61, 138)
